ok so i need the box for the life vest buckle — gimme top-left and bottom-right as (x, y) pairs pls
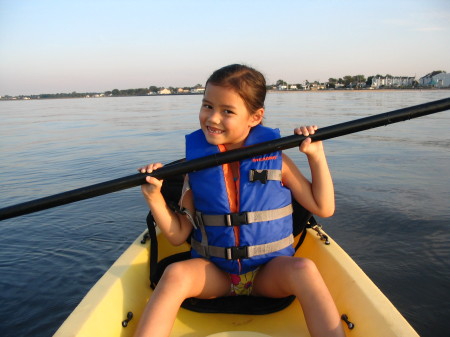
(250, 169), (268, 184)
(226, 212), (248, 226)
(226, 246), (249, 260)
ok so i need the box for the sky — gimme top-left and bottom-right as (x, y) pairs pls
(1, 0), (449, 96)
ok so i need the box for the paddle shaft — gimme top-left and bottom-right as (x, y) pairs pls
(1, 97), (449, 221)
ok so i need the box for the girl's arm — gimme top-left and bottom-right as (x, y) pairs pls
(282, 126), (335, 218)
(139, 163), (194, 246)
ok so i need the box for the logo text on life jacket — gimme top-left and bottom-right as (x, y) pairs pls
(252, 155), (278, 162)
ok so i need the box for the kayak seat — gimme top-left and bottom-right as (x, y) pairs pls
(145, 166), (314, 315)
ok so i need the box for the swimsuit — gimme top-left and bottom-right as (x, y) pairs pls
(229, 268), (260, 296)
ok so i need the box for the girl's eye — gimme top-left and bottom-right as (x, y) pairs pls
(203, 104), (212, 109)
(224, 109), (235, 115)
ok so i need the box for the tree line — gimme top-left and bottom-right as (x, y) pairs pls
(2, 70), (445, 100)
(276, 73), (423, 90)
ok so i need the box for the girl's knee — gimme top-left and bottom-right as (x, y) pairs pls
(291, 257), (316, 269)
(288, 257), (320, 278)
(160, 261), (191, 286)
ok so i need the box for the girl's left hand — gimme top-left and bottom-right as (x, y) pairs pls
(294, 125), (324, 156)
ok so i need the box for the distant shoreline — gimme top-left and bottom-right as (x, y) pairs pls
(267, 87), (450, 93)
(268, 88), (450, 93)
(1, 87), (449, 101)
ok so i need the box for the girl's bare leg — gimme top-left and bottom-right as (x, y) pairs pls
(252, 256), (345, 337)
(134, 258), (230, 337)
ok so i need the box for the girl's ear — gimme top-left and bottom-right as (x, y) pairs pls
(250, 108), (264, 126)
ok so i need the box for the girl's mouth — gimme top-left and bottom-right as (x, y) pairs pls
(206, 126), (224, 134)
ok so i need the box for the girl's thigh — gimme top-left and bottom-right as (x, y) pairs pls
(163, 258), (231, 299)
(251, 256), (318, 298)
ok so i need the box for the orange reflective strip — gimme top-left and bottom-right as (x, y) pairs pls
(218, 144), (241, 272)
(218, 144), (238, 213)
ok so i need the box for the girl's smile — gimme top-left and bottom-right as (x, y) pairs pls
(206, 126), (224, 134)
(199, 84), (263, 150)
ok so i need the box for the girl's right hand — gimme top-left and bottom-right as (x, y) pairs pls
(138, 163), (164, 198)
(294, 125), (324, 157)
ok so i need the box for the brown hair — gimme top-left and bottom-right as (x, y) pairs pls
(205, 64), (266, 116)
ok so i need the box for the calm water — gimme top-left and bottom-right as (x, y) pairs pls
(0, 91), (449, 337)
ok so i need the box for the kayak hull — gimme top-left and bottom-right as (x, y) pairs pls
(54, 227), (418, 337)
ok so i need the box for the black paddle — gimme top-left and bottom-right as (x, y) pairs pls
(1, 97), (449, 221)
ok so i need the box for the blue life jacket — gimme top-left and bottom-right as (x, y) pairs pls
(186, 124), (294, 275)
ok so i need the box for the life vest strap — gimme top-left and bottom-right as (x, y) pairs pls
(196, 204), (293, 227)
(191, 234), (294, 260)
(249, 169), (282, 184)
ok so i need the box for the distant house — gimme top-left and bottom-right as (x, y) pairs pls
(158, 88), (172, 95)
(419, 72), (450, 87)
(433, 73), (450, 87)
(289, 85), (298, 90)
(310, 83), (326, 90)
(371, 76), (415, 88)
(191, 87), (205, 94)
(419, 74), (433, 86)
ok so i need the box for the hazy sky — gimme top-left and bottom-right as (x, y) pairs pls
(1, 0), (449, 95)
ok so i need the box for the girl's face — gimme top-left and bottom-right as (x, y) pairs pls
(199, 84), (263, 150)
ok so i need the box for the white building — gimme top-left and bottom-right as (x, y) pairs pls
(419, 72), (450, 87)
(190, 87), (205, 94)
(371, 76), (415, 88)
(434, 73), (450, 87)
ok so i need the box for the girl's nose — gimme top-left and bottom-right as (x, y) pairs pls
(208, 110), (221, 124)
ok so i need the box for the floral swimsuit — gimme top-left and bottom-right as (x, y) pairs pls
(229, 268), (260, 296)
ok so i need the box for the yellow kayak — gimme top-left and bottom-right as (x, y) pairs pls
(54, 225), (418, 337)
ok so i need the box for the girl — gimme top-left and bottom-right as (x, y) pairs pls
(135, 64), (344, 337)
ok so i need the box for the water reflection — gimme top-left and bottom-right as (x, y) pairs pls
(0, 90), (449, 337)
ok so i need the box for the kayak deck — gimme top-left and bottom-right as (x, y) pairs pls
(54, 226), (418, 337)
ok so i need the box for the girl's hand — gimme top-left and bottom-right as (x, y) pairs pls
(138, 163), (164, 199)
(294, 125), (324, 157)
